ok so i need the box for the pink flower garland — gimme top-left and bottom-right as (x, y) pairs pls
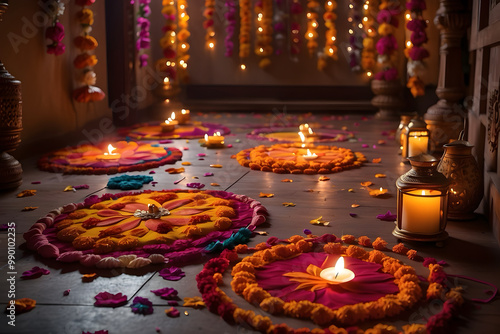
(132, 0), (151, 67)
(45, 0), (66, 55)
(224, 0), (237, 57)
(289, 0), (303, 59)
(374, 0), (401, 81)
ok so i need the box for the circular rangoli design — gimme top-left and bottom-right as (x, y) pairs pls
(247, 127), (355, 143)
(23, 190), (268, 268)
(118, 121), (230, 140)
(196, 234), (466, 333)
(234, 143), (367, 174)
(37, 141), (182, 174)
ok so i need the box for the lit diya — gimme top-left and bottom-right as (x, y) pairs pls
(204, 132), (225, 148)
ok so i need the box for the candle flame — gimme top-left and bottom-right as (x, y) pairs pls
(335, 257), (345, 273)
(308, 127), (314, 135)
(379, 187), (383, 191)
(204, 134), (209, 141)
(171, 112), (176, 120)
(298, 132), (306, 143)
(107, 144), (116, 155)
(181, 109), (189, 114)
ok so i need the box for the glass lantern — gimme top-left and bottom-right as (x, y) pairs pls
(401, 118), (430, 159)
(394, 154), (450, 242)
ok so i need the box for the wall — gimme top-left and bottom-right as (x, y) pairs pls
(0, 0), (110, 156)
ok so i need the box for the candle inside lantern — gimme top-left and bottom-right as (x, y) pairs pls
(204, 132), (225, 148)
(302, 149), (318, 161)
(408, 132), (429, 157)
(175, 109), (191, 124)
(319, 257), (355, 284)
(401, 189), (442, 234)
(97, 144), (121, 160)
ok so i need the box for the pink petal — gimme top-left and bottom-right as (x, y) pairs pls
(171, 208), (209, 216)
(162, 198), (193, 210)
(120, 202), (149, 213)
(21, 266), (50, 279)
(96, 216), (128, 227)
(96, 209), (125, 217)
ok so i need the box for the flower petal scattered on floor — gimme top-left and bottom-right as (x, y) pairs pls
(82, 273), (97, 282)
(351, 204), (360, 208)
(318, 176), (330, 181)
(309, 216), (330, 226)
(281, 179), (293, 182)
(74, 184), (90, 189)
(210, 164), (223, 168)
(63, 289), (70, 296)
(376, 211), (397, 221)
(130, 296), (154, 315)
(166, 167), (185, 174)
(151, 287), (178, 299)
(372, 158), (382, 163)
(349, 213), (357, 217)
(31, 181), (41, 184)
(282, 202), (296, 207)
(64, 185), (76, 192)
(198, 153), (206, 157)
(186, 182), (205, 189)
(174, 176), (186, 184)
(210, 183), (220, 186)
(204, 172), (214, 176)
(21, 266), (50, 279)
(159, 267), (185, 281)
(17, 189), (36, 197)
(11, 298), (36, 313)
(82, 330), (108, 334)
(94, 292), (128, 307)
(22, 206), (38, 211)
(149, 170), (156, 174)
(181, 162), (191, 166)
(375, 173), (386, 178)
(183, 296), (205, 309)
(165, 307), (180, 317)
(259, 192), (274, 198)
(348, 188), (354, 192)
(361, 181), (373, 187)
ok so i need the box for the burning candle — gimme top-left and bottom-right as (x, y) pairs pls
(175, 109), (191, 124)
(369, 187), (388, 197)
(299, 123), (316, 137)
(97, 144), (121, 160)
(401, 189), (441, 234)
(302, 149), (318, 161)
(319, 257), (355, 283)
(408, 135), (428, 157)
(161, 118), (177, 132)
(204, 132), (225, 148)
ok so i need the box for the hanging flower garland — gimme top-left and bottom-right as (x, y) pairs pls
(72, 0), (105, 103)
(304, 0), (320, 57)
(158, 0), (177, 86)
(347, 0), (363, 71)
(203, 0), (215, 50)
(254, 0), (273, 69)
(405, 0), (429, 97)
(318, 0), (338, 71)
(224, 0), (237, 57)
(132, 0), (151, 68)
(45, 0), (66, 55)
(374, 0), (401, 81)
(361, 0), (378, 78)
(273, 0), (286, 56)
(177, 0), (189, 82)
(239, 0), (251, 69)
(289, 0), (303, 61)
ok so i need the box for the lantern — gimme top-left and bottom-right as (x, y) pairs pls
(401, 118), (430, 159)
(395, 114), (413, 153)
(394, 154), (450, 242)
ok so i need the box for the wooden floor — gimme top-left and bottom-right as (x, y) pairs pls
(0, 112), (499, 334)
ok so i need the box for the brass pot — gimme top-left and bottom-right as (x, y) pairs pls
(437, 137), (483, 220)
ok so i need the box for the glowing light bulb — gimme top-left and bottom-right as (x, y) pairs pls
(349, 29), (354, 34)
(240, 64), (246, 70)
(367, 71), (372, 77)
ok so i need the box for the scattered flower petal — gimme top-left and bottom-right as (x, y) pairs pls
(183, 296), (205, 309)
(351, 204), (360, 208)
(227, 144), (233, 148)
(151, 287), (178, 300)
(183, 147), (189, 150)
(372, 158), (382, 163)
(303, 229), (312, 235)
(210, 183), (220, 186)
(281, 179), (293, 182)
(186, 183), (205, 189)
(149, 171), (156, 174)
(318, 176), (330, 181)
(12, 298), (36, 313)
(17, 189), (36, 197)
(165, 307), (180, 317)
(74, 184), (90, 190)
(82, 273), (97, 282)
(210, 164), (223, 168)
(375, 173), (386, 178)
(361, 144), (369, 148)
(349, 213), (357, 217)
(348, 188), (354, 192)
(304, 189), (315, 192)
(204, 172), (214, 177)
(159, 267), (185, 281)
(282, 202), (296, 207)
(197, 153), (206, 157)
(22, 206), (38, 211)
(21, 266), (50, 279)
(181, 162), (191, 166)
(165, 167), (185, 174)
(378, 140), (386, 145)
(361, 181), (373, 187)
(94, 292), (128, 307)
(259, 192), (274, 198)
(309, 216), (330, 226)
(31, 181), (41, 184)
(64, 186), (75, 192)
(130, 296), (154, 315)
(376, 211), (397, 221)
(174, 177), (186, 184)
(63, 289), (70, 296)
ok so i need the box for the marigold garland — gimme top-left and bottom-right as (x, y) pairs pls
(304, 0), (320, 57)
(132, 0), (151, 68)
(239, 0), (251, 69)
(203, 0), (215, 50)
(289, 0), (303, 60)
(196, 234), (466, 333)
(158, 0), (177, 86)
(45, 0), (66, 55)
(374, 0), (401, 81)
(405, 0), (428, 97)
(361, 0), (378, 78)
(72, 0), (105, 103)
(224, 0), (237, 57)
(317, 0), (338, 71)
(177, 0), (189, 82)
(254, 0), (273, 69)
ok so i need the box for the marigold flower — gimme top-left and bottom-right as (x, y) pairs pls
(426, 282), (444, 300)
(76, 8), (94, 25)
(324, 242), (343, 254)
(310, 304), (335, 326)
(346, 245), (368, 259)
(260, 297), (285, 315)
(392, 242), (409, 255)
(341, 235), (356, 244)
(357, 236), (372, 247)
(372, 237), (388, 250)
(402, 323), (427, 334)
(234, 244), (248, 253)
(74, 35), (98, 51)
(242, 285), (271, 305)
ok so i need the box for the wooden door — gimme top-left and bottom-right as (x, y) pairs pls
(469, 0), (500, 246)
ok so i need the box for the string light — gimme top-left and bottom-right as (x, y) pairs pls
(360, 0), (377, 78)
(254, 0), (273, 68)
(203, 0), (215, 50)
(177, 0), (189, 82)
